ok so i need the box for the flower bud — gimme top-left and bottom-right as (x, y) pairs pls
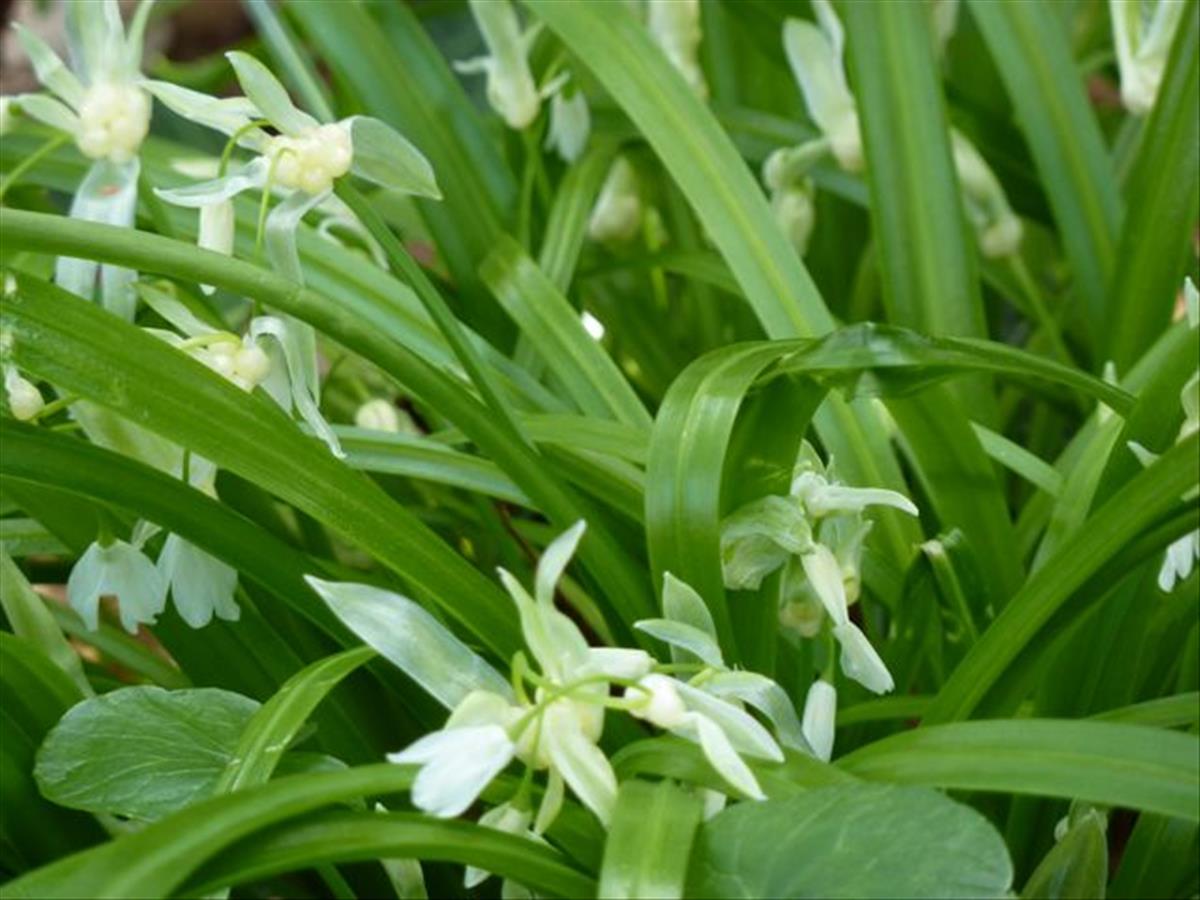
(626, 673), (688, 730)
(267, 123), (354, 195)
(5, 368), (44, 421)
(355, 398), (402, 432)
(588, 158), (642, 243)
(801, 679), (837, 761)
(233, 343), (271, 388)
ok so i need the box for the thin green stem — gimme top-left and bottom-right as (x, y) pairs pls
(0, 133), (68, 203)
(218, 119), (272, 178)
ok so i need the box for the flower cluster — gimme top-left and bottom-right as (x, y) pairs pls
(11, 0), (155, 318)
(768, 0), (1021, 259)
(310, 522), (811, 888)
(721, 441), (919, 695)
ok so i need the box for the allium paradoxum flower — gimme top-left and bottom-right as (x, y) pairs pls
(645, 0), (708, 99)
(456, 0), (588, 161)
(308, 521), (803, 893)
(721, 441), (919, 695)
(1110, 0), (1187, 115)
(146, 51), (440, 286)
(11, 0), (156, 319)
(771, 0), (1021, 258)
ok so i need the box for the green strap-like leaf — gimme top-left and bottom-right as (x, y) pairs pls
(598, 780), (703, 900)
(968, 0), (1121, 354)
(838, 719), (1200, 822)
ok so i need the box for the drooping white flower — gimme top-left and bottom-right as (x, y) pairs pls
(588, 157), (643, 243)
(950, 131), (1023, 258)
(455, 0), (544, 130)
(646, 0), (708, 99)
(1110, 0), (1187, 115)
(770, 179), (816, 257)
(12, 0), (156, 319)
(545, 85), (591, 163)
(4, 366), (44, 421)
(782, 5), (862, 172)
(156, 533), (239, 628)
(800, 679), (837, 762)
(148, 52), (439, 286)
(67, 537), (167, 633)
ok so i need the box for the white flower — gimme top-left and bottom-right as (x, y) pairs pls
(950, 131), (1022, 258)
(4, 366), (44, 421)
(1110, 0), (1187, 115)
(389, 690), (519, 818)
(588, 157), (643, 243)
(646, 0), (708, 99)
(770, 180), (816, 256)
(149, 52), (438, 286)
(782, 5), (862, 172)
(354, 398), (402, 433)
(156, 533), (239, 628)
(801, 680), (837, 762)
(833, 621), (895, 694)
(628, 672), (689, 729)
(455, 0), (543, 130)
(67, 537), (167, 633)
(545, 86), (591, 163)
(12, 0), (155, 318)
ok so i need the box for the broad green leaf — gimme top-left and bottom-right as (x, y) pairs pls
(35, 685), (258, 821)
(838, 719), (1200, 822)
(599, 780), (703, 900)
(687, 783), (1013, 899)
(305, 577), (512, 709)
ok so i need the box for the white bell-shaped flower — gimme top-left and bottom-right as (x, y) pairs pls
(156, 533), (240, 628)
(67, 537), (167, 633)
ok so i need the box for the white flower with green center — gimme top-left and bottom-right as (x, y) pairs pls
(147, 51), (439, 286)
(12, 0), (156, 319)
(646, 0), (708, 99)
(67, 534), (166, 633)
(1110, 0), (1187, 115)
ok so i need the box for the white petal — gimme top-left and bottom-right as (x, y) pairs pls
(13, 93), (80, 134)
(703, 671), (808, 752)
(633, 618), (724, 668)
(800, 680), (837, 762)
(582, 647), (653, 681)
(801, 543), (849, 626)
(534, 768), (564, 835)
(225, 51), (319, 136)
(680, 712), (765, 800)
(158, 534), (239, 628)
(805, 484), (919, 518)
(154, 158), (268, 209)
(143, 80), (266, 145)
(673, 679), (783, 761)
(661, 572), (718, 639)
(66, 542), (107, 631)
(389, 725), (514, 818)
(264, 187), (329, 284)
(13, 26), (84, 108)
(833, 622), (895, 694)
(542, 704), (617, 825)
(535, 521), (586, 607)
